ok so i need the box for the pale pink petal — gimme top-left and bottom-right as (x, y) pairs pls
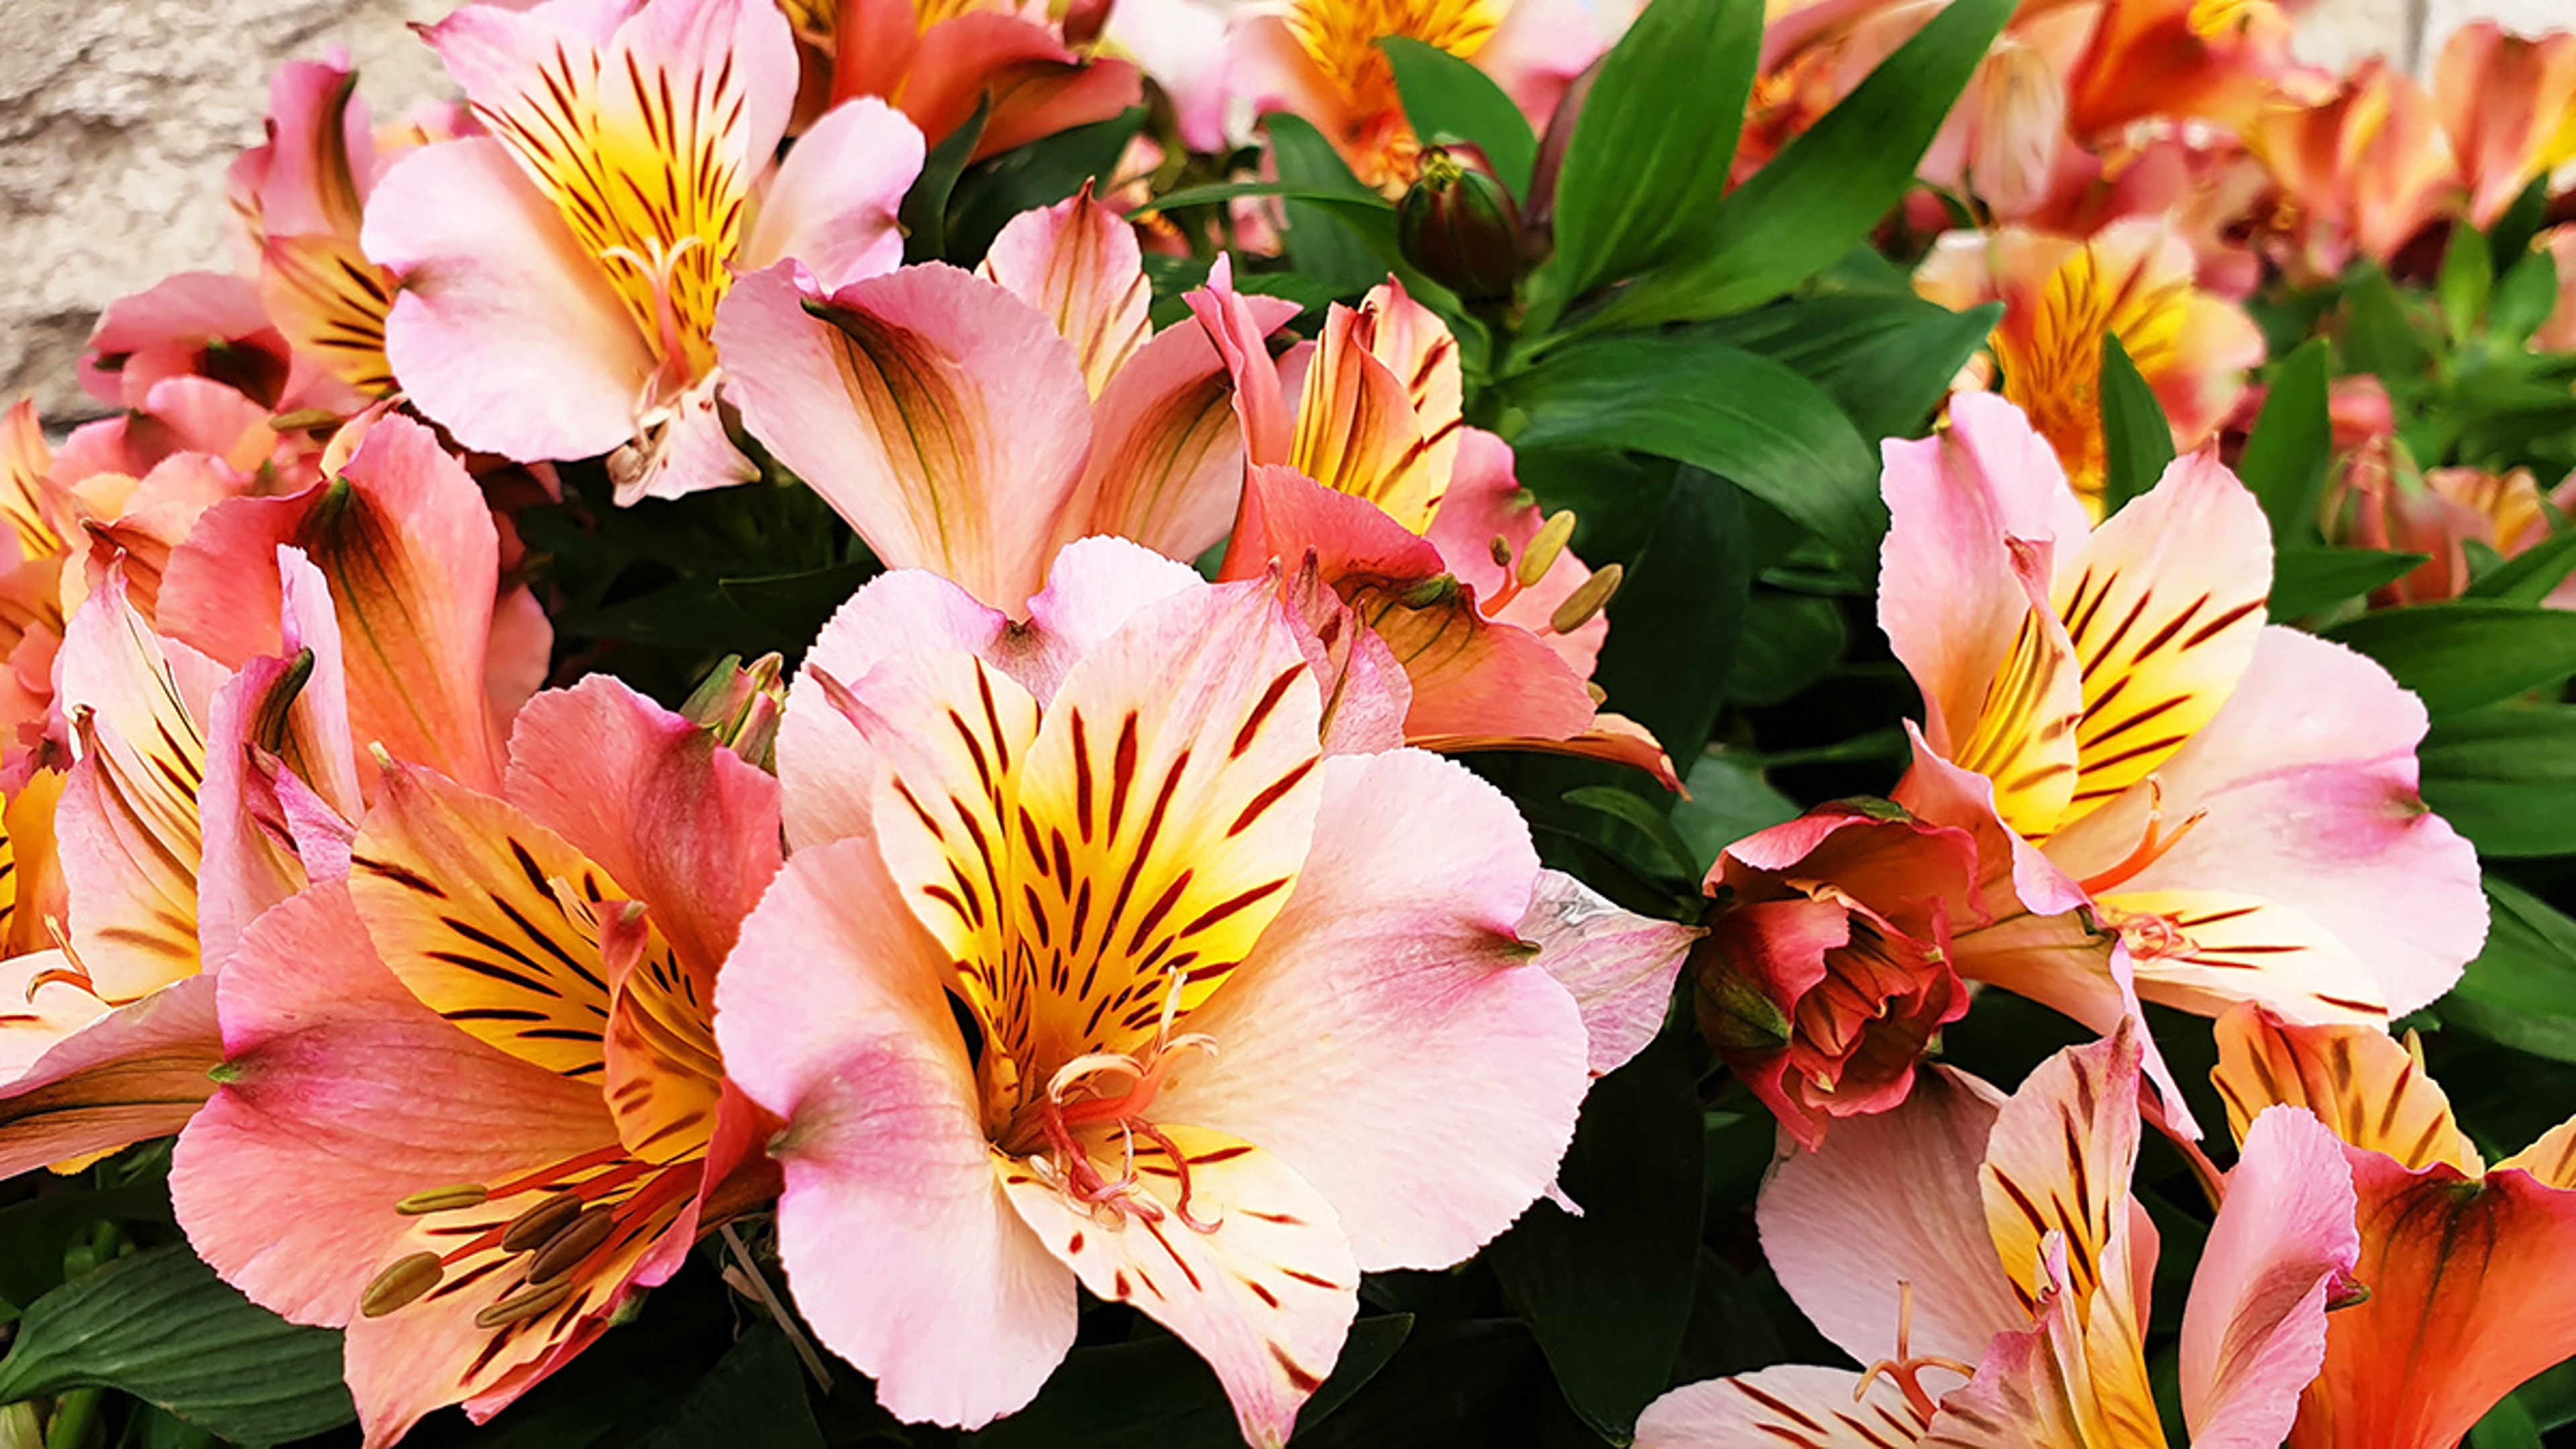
(1102, 0), (1233, 150)
(1155, 749), (1590, 1271)
(196, 548), (360, 971)
(0, 966), (217, 1181)
(364, 137), (651, 462)
(1427, 429), (1607, 676)
(2180, 1105), (2360, 1449)
(1635, 1366), (1932, 1448)
(1001, 1130), (1358, 1446)
(743, 97), (922, 290)
(2065, 629), (2485, 1017)
(711, 838), (1078, 1428)
(1185, 256), (1301, 468)
(779, 569), (1008, 850)
(714, 263), (1091, 613)
(1758, 1065), (2026, 1369)
(977, 191), (1151, 398)
(246, 58), (375, 239)
(1515, 869), (1698, 1077)
(80, 272), (287, 411)
(504, 675), (782, 977)
(1067, 319), (1255, 564)
(159, 413), (521, 793)
(2096, 888), (2392, 1024)
(1472, 0), (1613, 119)
(1000, 535), (1209, 702)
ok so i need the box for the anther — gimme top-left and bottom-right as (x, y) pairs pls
(1519, 511), (1574, 589)
(498, 1191), (585, 1254)
(473, 1278), (578, 1330)
(524, 1208), (617, 1284)
(360, 1252), (444, 1318)
(1548, 564), (1622, 634)
(396, 1183), (491, 1216)
(1487, 535), (1512, 568)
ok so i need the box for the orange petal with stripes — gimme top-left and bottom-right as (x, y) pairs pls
(2210, 1004), (2479, 1173)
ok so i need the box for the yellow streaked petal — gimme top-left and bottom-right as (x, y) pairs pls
(347, 768), (619, 1080)
(260, 234), (398, 394)
(2211, 1002), (2480, 1172)
(2104, 889), (2391, 1026)
(1947, 555), (2085, 843)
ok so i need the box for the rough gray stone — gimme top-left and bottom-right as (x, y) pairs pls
(0, 0), (452, 421)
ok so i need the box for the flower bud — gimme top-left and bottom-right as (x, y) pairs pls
(682, 653), (787, 771)
(1397, 147), (1524, 302)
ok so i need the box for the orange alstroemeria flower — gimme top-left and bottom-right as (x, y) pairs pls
(2248, 57), (2461, 282)
(1917, 217), (2265, 517)
(2214, 1006), (2576, 1449)
(2433, 21), (2576, 229)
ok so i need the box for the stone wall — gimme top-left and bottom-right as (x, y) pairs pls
(0, 1), (2559, 420)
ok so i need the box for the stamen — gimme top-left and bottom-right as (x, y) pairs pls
(360, 1252), (445, 1318)
(498, 1192), (586, 1254)
(2078, 777), (2208, 896)
(1854, 1282), (1980, 1420)
(396, 1183), (491, 1216)
(1548, 564), (1622, 635)
(1518, 511), (1574, 589)
(473, 1277), (578, 1330)
(524, 1207), (618, 1283)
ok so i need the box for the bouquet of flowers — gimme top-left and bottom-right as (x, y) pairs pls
(3, 0), (2575, 1444)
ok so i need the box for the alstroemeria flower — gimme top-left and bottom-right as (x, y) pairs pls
(225, 57), (468, 401)
(1882, 394), (2487, 1032)
(2533, 225), (2576, 354)
(1230, 0), (1607, 189)
(809, 0), (1144, 160)
(2432, 21), (2576, 229)
(716, 191), (1285, 616)
(1188, 262), (1673, 780)
(2338, 461), (2576, 609)
(2061, 0), (2326, 138)
(0, 414), (551, 1181)
(2248, 58), (2461, 283)
(366, 0), (925, 502)
(172, 676), (782, 1445)
(2212, 1006), (2576, 1449)
(1915, 217), (2265, 517)
(1695, 800), (2107, 1148)
(719, 537), (1688, 1442)
(1635, 1026), (2361, 1448)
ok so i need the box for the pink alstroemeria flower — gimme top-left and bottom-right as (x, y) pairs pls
(718, 537), (1693, 1443)
(1187, 260), (1673, 781)
(172, 676), (783, 1446)
(1880, 393), (2486, 1036)
(817, 0), (1143, 161)
(0, 414), (551, 1179)
(717, 190), (1283, 614)
(2214, 1007), (2576, 1449)
(366, 0), (924, 502)
(2432, 21), (2576, 231)
(1635, 1026), (2361, 1448)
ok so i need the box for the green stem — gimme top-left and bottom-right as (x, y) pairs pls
(41, 1389), (101, 1449)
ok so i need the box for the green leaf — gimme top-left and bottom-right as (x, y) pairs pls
(2465, 529), (2576, 605)
(2420, 704), (2576, 858)
(1587, 467), (1753, 763)
(2324, 601), (2576, 717)
(1379, 37), (1537, 198)
(0, 1244), (354, 1444)
(2439, 221), (2496, 344)
(1591, 0), (2013, 328)
(2491, 245), (2562, 346)
(716, 560), (879, 646)
(0, 1184), (174, 1321)
(1487, 1037), (1706, 1440)
(2267, 548), (2425, 619)
(2447, 877), (2576, 1064)
(2237, 339), (2332, 547)
(1263, 111), (1396, 294)
(1727, 593), (1847, 707)
(2471, 1391), (2546, 1449)
(945, 107), (1146, 262)
(1685, 295), (2002, 443)
(967, 1315), (1411, 1446)
(1564, 786), (1699, 881)
(2098, 332), (2176, 518)
(900, 95), (990, 262)
(635, 1328), (824, 1449)
(1499, 335), (1882, 567)
(1669, 751), (1800, 875)
(2341, 266), (2439, 383)
(1542, 0), (1762, 300)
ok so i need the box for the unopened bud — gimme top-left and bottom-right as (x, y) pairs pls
(1690, 942), (1793, 1056)
(1397, 148), (1523, 303)
(682, 653), (786, 771)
